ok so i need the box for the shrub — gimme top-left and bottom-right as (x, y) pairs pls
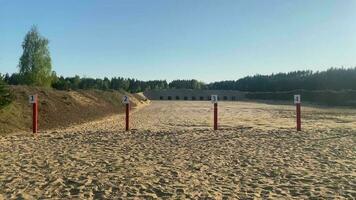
(0, 78), (13, 109)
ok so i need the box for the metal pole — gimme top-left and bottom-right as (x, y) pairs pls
(214, 103), (218, 130)
(296, 103), (301, 131)
(33, 100), (38, 134)
(126, 103), (129, 131)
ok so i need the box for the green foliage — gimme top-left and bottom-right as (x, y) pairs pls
(0, 74), (13, 109)
(207, 68), (356, 91)
(18, 26), (53, 87)
(50, 75), (168, 92)
(169, 79), (206, 89)
(4, 73), (21, 85)
(4, 66), (356, 98)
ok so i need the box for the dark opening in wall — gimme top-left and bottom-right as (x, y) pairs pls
(200, 96), (204, 100)
(192, 96), (196, 100)
(223, 96), (228, 101)
(176, 96), (180, 100)
(168, 96), (172, 100)
(231, 96), (236, 101)
(184, 96), (188, 100)
(160, 96), (164, 100)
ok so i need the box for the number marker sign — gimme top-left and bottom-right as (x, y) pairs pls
(122, 96), (130, 104)
(211, 95), (218, 103)
(29, 95), (37, 104)
(294, 95), (301, 104)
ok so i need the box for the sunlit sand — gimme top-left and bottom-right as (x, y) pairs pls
(0, 101), (355, 199)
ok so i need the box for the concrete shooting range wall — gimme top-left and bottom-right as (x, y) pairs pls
(144, 89), (246, 101)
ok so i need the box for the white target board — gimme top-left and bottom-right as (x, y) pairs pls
(211, 95), (218, 103)
(122, 96), (130, 104)
(294, 95), (301, 104)
(29, 95), (37, 104)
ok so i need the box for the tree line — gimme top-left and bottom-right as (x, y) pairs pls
(208, 68), (356, 92)
(5, 67), (356, 93)
(3, 72), (169, 93)
(182, 68), (356, 92)
(51, 76), (168, 93)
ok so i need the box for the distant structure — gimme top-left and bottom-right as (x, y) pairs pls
(144, 89), (246, 101)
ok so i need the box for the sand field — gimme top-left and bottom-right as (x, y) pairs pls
(0, 101), (355, 199)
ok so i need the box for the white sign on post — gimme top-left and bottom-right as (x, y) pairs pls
(122, 95), (130, 104)
(211, 95), (218, 103)
(29, 95), (37, 104)
(294, 95), (301, 104)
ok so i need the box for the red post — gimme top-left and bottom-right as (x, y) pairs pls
(296, 103), (301, 131)
(125, 103), (129, 131)
(214, 103), (218, 130)
(33, 98), (38, 134)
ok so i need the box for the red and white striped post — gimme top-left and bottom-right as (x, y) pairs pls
(294, 95), (301, 131)
(211, 95), (218, 130)
(122, 95), (130, 131)
(29, 95), (38, 134)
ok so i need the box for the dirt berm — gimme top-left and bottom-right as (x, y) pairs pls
(0, 86), (149, 135)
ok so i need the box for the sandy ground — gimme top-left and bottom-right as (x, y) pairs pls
(0, 101), (355, 199)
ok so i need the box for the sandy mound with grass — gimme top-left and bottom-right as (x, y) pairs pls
(0, 86), (149, 135)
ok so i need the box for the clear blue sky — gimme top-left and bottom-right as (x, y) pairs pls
(0, 0), (355, 82)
